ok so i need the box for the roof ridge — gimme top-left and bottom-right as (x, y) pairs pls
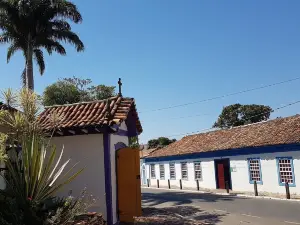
(44, 95), (134, 108)
(147, 114), (300, 159)
(187, 115), (299, 139)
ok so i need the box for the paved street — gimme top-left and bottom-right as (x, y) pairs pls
(142, 187), (300, 224)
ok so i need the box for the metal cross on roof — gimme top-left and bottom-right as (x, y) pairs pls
(118, 78), (122, 96)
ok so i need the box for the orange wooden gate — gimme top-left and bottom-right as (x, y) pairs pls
(117, 147), (142, 222)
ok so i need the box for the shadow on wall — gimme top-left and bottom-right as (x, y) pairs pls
(134, 206), (225, 225)
(142, 190), (237, 206)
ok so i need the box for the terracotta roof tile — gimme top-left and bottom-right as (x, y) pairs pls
(38, 96), (142, 134)
(148, 115), (300, 158)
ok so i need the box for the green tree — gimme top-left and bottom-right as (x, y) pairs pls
(0, 0), (84, 90)
(89, 85), (116, 100)
(43, 80), (81, 106)
(147, 137), (176, 148)
(213, 104), (272, 129)
(129, 136), (139, 149)
(43, 77), (116, 106)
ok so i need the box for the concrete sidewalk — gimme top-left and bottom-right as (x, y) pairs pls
(143, 185), (300, 202)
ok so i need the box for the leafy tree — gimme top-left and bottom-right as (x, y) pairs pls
(63, 77), (93, 102)
(129, 136), (139, 149)
(147, 137), (176, 148)
(213, 104), (272, 129)
(0, 0), (84, 90)
(43, 80), (81, 106)
(43, 77), (116, 106)
(89, 85), (116, 101)
(147, 139), (159, 149)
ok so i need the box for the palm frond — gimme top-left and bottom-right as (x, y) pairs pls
(52, 1), (82, 23)
(7, 43), (19, 63)
(51, 19), (71, 31)
(42, 39), (66, 55)
(33, 49), (45, 75)
(52, 30), (84, 52)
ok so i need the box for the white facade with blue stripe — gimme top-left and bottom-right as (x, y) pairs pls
(143, 144), (300, 195)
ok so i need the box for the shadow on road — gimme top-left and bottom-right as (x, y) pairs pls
(142, 190), (239, 207)
(134, 206), (225, 224)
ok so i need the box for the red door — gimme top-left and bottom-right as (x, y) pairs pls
(217, 163), (225, 189)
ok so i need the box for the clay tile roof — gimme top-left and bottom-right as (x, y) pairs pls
(148, 114), (300, 158)
(38, 96), (142, 134)
(0, 102), (17, 111)
(140, 148), (158, 158)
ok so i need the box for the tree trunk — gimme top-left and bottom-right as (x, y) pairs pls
(26, 34), (34, 90)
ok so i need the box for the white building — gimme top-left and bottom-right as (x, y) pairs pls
(39, 95), (143, 225)
(143, 115), (300, 195)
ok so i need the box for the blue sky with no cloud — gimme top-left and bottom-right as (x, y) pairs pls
(0, 0), (300, 143)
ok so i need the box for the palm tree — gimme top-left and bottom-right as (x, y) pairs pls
(0, 0), (84, 90)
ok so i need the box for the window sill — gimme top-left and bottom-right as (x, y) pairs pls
(279, 183), (296, 187)
(249, 181), (263, 185)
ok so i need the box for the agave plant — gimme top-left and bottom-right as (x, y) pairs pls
(3, 134), (83, 204)
(0, 88), (83, 204)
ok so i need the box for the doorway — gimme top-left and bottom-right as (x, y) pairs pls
(142, 165), (146, 185)
(214, 158), (232, 190)
(116, 147), (142, 223)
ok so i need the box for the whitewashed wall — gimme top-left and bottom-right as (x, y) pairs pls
(110, 122), (129, 225)
(52, 134), (107, 219)
(145, 150), (300, 195)
(146, 158), (216, 190)
(230, 150), (300, 194)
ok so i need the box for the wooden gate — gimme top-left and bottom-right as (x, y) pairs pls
(117, 147), (142, 222)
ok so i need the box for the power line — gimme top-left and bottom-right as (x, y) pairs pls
(158, 99), (300, 139)
(139, 77), (300, 113)
(140, 113), (212, 123)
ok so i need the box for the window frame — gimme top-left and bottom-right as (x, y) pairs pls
(181, 162), (188, 180)
(247, 158), (263, 185)
(159, 164), (165, 180)
(276, 157), (296, 187)
(194, 161), (202, 181)
(150, 164), (156, 179)
(169, 162), (176, 180)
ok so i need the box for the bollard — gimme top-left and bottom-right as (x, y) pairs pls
(225, 181), (229, 194)
(157, 179), (160, 188)
(254, 180), (258, 196)
(285, 182), (291, 199)
(180, 179), (182, 190)
(147, 179), (150, 187)
(168, 179), (171, 189)
(196, 179), (200, 191)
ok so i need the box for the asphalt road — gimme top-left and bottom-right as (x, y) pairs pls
(142, 187), (300, 224)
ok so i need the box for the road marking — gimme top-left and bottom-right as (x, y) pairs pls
(214, 209), (227, 213)
(284, 221), (300, 224)
(241, 214), (261, 219)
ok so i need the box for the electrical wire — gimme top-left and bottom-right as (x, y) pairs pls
(155, 99), (300, 139)
(139, 77), (300, 113)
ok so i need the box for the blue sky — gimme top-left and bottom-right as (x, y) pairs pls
(1, 0), (300, 143)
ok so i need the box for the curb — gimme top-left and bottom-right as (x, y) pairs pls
(142, 186), (300, 202)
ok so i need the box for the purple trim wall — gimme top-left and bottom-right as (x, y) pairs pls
(126, 109), (138, 137)
(103, 132), (113, 225)
(115, 129), (128, 136)
(114, 142), (127, 150)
